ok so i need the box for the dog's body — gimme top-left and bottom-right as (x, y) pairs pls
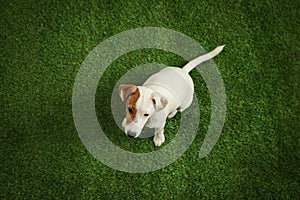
(119, 45), (224, 146)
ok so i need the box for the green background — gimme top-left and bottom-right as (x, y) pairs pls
(1, 0), (299, 199)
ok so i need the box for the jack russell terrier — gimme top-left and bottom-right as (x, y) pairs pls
(119, 45), (224, 146)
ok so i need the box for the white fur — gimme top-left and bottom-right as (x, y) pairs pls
(120, 45), (224, 146)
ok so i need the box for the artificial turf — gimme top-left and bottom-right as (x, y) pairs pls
(1, 0), (299, 199)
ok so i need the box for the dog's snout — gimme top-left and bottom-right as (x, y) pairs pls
(127, 131), (137, 138)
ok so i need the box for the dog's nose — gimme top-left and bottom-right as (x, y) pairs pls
(127, 131), (136, 138)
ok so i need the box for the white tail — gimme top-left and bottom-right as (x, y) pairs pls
(183, 45), (225, 73)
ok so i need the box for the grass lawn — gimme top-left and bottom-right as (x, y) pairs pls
(1, 0), (299, 199)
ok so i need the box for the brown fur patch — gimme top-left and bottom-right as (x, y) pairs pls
(119, 84), (137, 102)
(125, 88), (140, 124)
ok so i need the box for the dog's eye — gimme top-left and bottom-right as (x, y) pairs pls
(144, 114), (149, 117)
(128, 107), (133, 114)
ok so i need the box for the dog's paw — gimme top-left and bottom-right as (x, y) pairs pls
(122, 118), (126, 127)
(153, 134), (165, 147)
(168, 110), (177, 118)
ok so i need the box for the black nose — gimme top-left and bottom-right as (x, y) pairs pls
(127, 131), (136, 138)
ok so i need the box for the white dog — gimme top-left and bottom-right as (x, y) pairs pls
(119, 45), (224, 146)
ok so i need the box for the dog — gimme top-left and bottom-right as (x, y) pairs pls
(119, 45), (224, 146)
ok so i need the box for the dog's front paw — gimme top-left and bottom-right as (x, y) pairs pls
(122, 118), (126, 127)
(168, 110), (177, 118)
(153, 134), (165, 147)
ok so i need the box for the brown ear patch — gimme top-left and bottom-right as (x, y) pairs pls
(125, 88), (140, 124)
(119, 84), (138, 102)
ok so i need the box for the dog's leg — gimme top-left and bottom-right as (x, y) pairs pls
(153, 127), (165, 146)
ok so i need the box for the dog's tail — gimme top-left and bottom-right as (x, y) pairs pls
(182, 45), (225, 73)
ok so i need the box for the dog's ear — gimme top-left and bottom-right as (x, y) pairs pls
(151, 92), (168, 111)
(119, 84), (138, 102)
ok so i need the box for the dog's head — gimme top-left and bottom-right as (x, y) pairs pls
(119, 84), (168, 138)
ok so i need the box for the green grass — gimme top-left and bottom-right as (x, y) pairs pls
(1, 0), (299, 198)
